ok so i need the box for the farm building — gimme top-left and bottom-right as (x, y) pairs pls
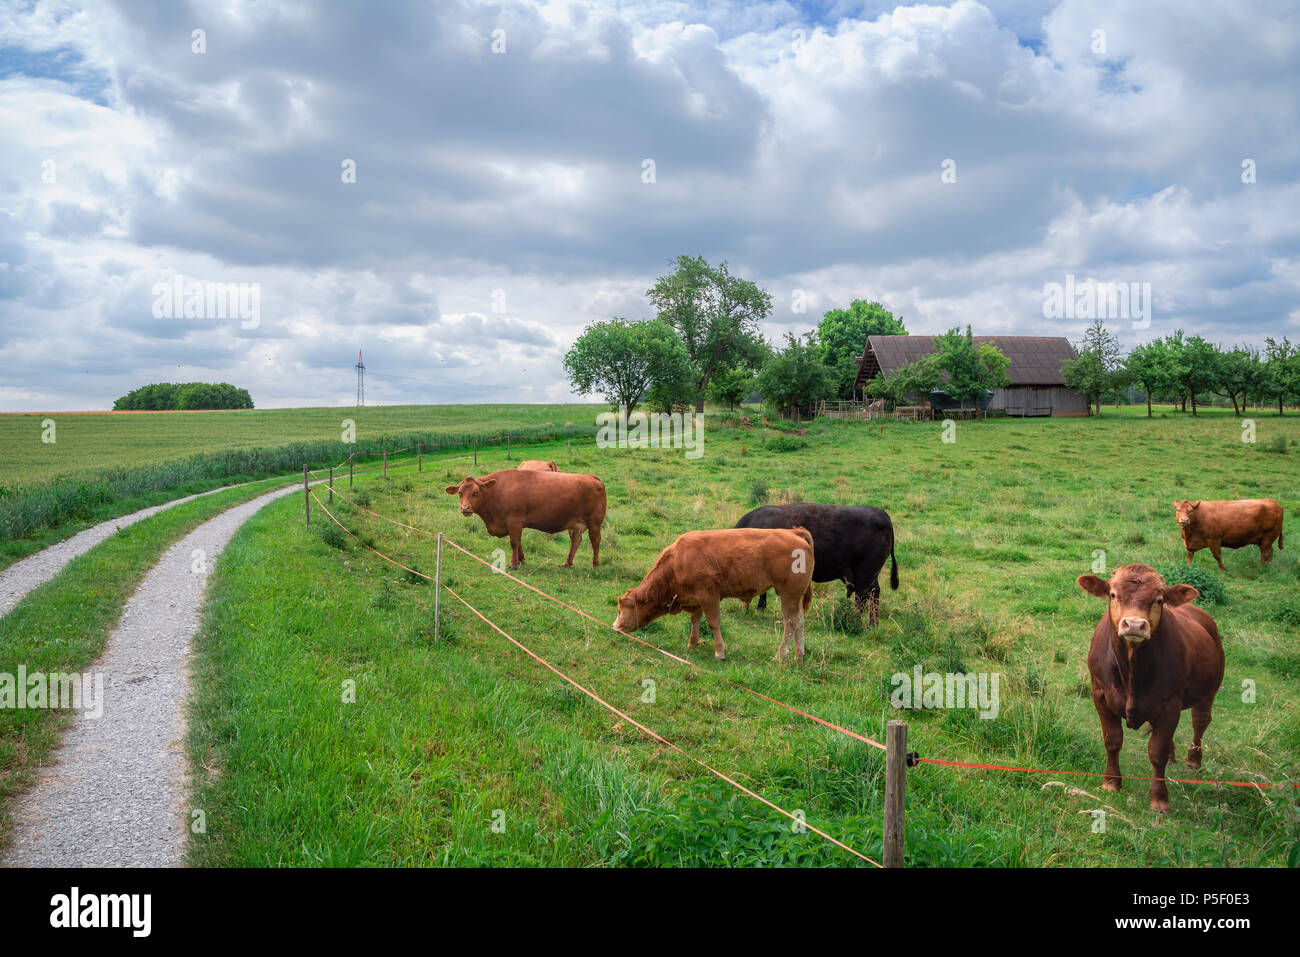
(851, 335), (1089, 416)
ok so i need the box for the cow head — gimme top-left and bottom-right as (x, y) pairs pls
(1076, 563), (1198, 644)
(1173, 500), (1201, 529)
(612, 588), (666, 633)
(444, 476), (496, 517)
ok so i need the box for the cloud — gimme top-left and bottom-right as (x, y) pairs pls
(0, 0), (1297, 409)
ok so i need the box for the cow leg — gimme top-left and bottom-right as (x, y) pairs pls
(756, 591), (767, 611)
(1260, 537), (1274, 565)
(1147, 711), (1180, 812)
(588, 522), (601, 567)
(1185, 548), (1195, 566)
(861, 576), (881, 627)
(687, 610), (701, 649)
(784, 600), (805, 663)
(1093, 691), (1123, 792)
(1209, 542), (1226, 572)
(702, 598), (725, 661)
(508, 525), (525, 569)
(1187, 702), (1211, 769)
(562, 529), (581, 567)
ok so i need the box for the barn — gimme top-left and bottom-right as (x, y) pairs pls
(852, 335), (1089, 417)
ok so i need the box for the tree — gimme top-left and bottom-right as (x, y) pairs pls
(930, 326), (1010, 413)
(865, 354), (942, 408)
(646, 256), (771, 412)
(1168, 333), (1220, 417)
(1126, 339), (1177, 417)
(1264, 337), (1300, 414)
(1212, 345), (1267, 416)
(1062, 318), (1127, 417)
(707, 366), (756, 411)
(756, 332), (835, 418)
(817, 299), (907, 399)
(112, 382), (252, 410)
(563, 318), (691, 419)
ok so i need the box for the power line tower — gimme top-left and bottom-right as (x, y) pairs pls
(355, 349), (365, 406)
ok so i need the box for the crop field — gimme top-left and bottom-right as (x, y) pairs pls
(1, 404), (596, 488)
(186, 407), (1300, 866)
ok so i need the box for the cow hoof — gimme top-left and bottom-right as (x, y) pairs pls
(559, 561), (573, 567)
(1150, 799), (1170, 813)
(507, 564), (520, 571)
(714, 653), (725, 661)
(1101, 780), (1121, 793)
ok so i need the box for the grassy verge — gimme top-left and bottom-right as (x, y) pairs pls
(190, 410), (1300, 866)
(0, 474), (308, 852)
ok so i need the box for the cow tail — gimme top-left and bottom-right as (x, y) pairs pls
(889, 539), (899, 591)
(802, 583), (813, 613)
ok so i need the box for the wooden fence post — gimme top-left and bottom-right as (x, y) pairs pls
(434, 533), (443, 642)
(328, 467), (333, 504)
(884, 720), (908, 867)
(506, 432), (511, 459)
(303, 464), (310, 528)
(349, 452), (354, 489)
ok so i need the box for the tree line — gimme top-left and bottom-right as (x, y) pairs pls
(1062, 319), (1300, 417)
(113, 382), (254, 411)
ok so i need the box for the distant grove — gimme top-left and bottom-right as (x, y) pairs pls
(564, 256), (1300, 418)
(112, 382), (254, 411)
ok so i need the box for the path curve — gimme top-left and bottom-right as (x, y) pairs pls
(0, 478), (278, 618)
(2, 483), (309, 867)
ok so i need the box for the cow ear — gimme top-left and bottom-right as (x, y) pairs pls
(1076, 574), (1109, 598)
(1191, 501), (1201, 509)
(1165, 584), (1198, 607)
(479, 478), (497, 489)
(444, 485), (460, 494)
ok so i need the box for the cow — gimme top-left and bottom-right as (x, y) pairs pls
(613, 527), (815, 662)
(517, 460), (559, 472)
(1077, 563), (1225, 812)
(735, 503), (897, 626)
(1174, 498), (1284, 570)
(445, 469), (605, 569)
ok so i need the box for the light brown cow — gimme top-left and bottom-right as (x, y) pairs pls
(612, 527), (815, 662)
(1174, 498), (1284, 570)
(517, 460), (559, 472)
(445, 469), (605, 569)
(1077, 564), (1225, 812)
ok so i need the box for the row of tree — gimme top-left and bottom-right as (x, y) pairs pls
(113, 382), (254, 411)
(564, 256), (912, 417)
(1063, 319), (1300, 416)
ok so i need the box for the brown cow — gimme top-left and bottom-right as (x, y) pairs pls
(613, 527), (814, 662)
(1077, 563), (1225, 812)
(1174, 498), (1283, 570)
(517, 460), (559, 472)
(445, 470), (605, 569)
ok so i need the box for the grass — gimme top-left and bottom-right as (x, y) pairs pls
(0, 404), (599, 567)
(186, 405), (1300, 866)
(0, 474), (307, 851)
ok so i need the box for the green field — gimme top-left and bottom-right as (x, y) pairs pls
(1, 404), (597, 488)
(184, 406), (1300, 866)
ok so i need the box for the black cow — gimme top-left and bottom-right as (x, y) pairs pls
(735, 503), (898, 626)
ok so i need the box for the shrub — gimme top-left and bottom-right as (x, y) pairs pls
(763, 436), (807, 453)
(828, 595), (865, 635)
(319, 524), (347, 550)
(1155, 563), (1227, 606)
(748, 479), (768, 505)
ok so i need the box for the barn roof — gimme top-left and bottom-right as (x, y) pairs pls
(853, 335), (1077, 390)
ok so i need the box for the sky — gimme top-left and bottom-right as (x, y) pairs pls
(1, 0), (1297, 410)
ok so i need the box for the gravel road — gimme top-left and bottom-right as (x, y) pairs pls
(0, 479), (267, 618)
(2, 483), (308, 867)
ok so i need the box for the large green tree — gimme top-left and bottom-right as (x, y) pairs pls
(1062, 318), (1127, 417)
(818, 299), (907, 399)
(1213, 345), (1267, 416)
(756, 332), (835, 418)
(1126, 339), (1177, 417)
(563, 318), (691, 419)
(1162, 332), (1220, 417)
(646, 256), (771, 412)
(931, 326), (1010, 413)
(1264, 337), (1300, 414)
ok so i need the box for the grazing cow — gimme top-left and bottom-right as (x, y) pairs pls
(735, 503), (897, 626)
(517, 460), (559, 472)
(1077, 563), (1225, 812)
(1174, 499), (1284, 570)
(445, 469), (605, 569)
(613, 528), (815, 662)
